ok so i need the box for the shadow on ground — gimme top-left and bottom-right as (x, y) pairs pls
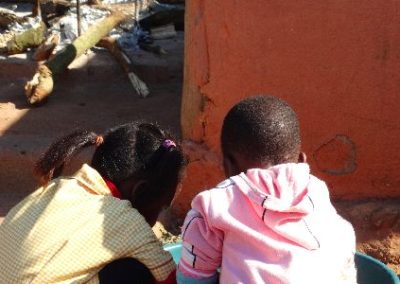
(0, 32), (184, 217)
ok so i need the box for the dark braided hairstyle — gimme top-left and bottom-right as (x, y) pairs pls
(35, 122), (187, 210)
(91, 122), (186, 209)
(221, 95), (301, 166)
(34, 130), (99, 186)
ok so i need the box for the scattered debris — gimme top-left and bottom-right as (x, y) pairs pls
(127, 71), (150, 97)
(150, 23), (175, 40)
(0, 0), (185, 105)
(25, 11), (129, 104)
(57, 6), (110, 43)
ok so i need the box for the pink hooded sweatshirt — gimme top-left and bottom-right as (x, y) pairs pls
(178, 163), (357, 284)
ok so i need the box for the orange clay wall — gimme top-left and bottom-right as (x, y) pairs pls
(173, 1), (400, 216)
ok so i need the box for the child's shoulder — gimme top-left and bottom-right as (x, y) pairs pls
(215, 178), (236, 189)
(194, 177), (237, 199)
(191, 178), (238, 212)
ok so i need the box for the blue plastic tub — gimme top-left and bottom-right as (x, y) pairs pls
(355, 252), (399, 284)
(163, 242), (182, 265)
(164, 243), (399, 284)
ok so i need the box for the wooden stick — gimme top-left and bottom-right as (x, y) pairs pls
(76, 0), (82, 37)
(32, 0), (42, 18)
(98, 37), (150, 98)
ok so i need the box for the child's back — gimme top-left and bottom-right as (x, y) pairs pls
(177, 96), (356, 284)
(0, 122), (187, 283)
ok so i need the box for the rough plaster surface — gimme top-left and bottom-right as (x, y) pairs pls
(176, 0), (400, 210)
(175, 0), (400, 270)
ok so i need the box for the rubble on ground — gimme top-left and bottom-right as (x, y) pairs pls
(0, 0), (184, 105)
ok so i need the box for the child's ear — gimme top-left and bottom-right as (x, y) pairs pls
(222, 156), (230, 177)
(298, 152), (307, 163)
(223, 154), (239, 178)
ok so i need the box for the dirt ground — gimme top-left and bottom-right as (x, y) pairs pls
(335, 199), (400, 274)
(0, 32), (184, 221)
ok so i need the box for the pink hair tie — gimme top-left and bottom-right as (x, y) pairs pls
(162, 139), (176, 149)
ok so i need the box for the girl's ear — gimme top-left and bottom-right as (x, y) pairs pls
(298, 152), (307, 163)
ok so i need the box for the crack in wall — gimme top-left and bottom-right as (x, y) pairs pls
(313, 134), (357, 175)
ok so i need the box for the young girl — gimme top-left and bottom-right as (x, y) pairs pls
(178, 96), (357, 283)
(0, 121), (187, 283)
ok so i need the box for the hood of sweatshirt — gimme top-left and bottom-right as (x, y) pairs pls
(230, 163), (325, 250)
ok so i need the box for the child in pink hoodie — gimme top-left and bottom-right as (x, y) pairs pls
(177, 95), (357, 284)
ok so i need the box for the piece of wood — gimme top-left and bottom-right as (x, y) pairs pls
(127, 72), (150, 98)
(32, 32), (60, 61)
(76, 0), (82, 36)
(25, 12), (128, 104)
(0, 10), (27, 29)
(25, 1), (156, 105)
(25, 64), (54, 106)
(97, 36), (150, 98)
(6, 21), (46, 55)
(32, 0), (41, 18)
(97, 37), (128, 70)
(88, 0), (102, 5)
(0, 32), (14, 53)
